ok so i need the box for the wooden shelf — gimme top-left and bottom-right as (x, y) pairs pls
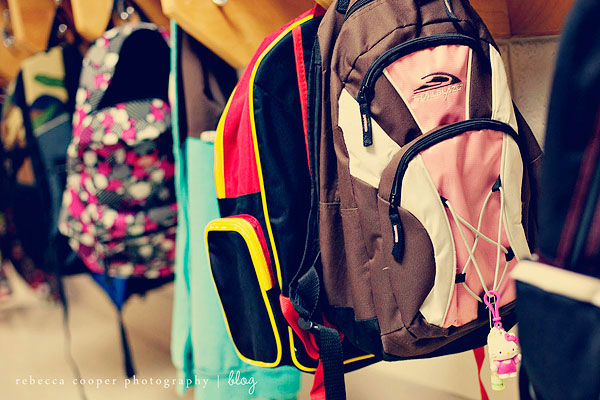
(7, 0), (56, 52)
(506, 0), (575, 37)
(161, 0), (315, 68)
(316, 0), (573, 39)
(0, 0), (577, 85)
(0, 0), (35, 86)
(470, 0), (511, 38)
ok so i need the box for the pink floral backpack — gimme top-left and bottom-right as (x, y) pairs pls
(59, 23), (176, 278)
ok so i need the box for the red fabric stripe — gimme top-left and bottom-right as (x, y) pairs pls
(473, 347), (490, 400)
(280, 295), (324, 399)
(292, 25), (311, 172)
(583, 113), (600, 259)
(230, 214), (275, 285)
(313, 3), (326, 17)
(556, 112), (600, 264)
(279, 295), (320, 359)
(221, 47), (261, 198)
(584, 196), (600, 258)
(310, 361), (327, 400)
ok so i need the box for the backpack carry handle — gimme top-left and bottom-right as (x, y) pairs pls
(338, 0), (461, 20)
(442, 0), (460, 22)
(78, 23), (170, 113)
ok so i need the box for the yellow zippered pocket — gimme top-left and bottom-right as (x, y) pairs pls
(205, 215), (281, 367)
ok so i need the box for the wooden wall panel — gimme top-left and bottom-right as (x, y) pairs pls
(162, 0), (314, 68)
(0, 0), (34, 85)
(315, 0), (333, 8)
(133, 0), (170, 31)
(470, 0), (511, 38)
(312, 0), (572, 39)
(507, 0), (575, 37)
(7, 0), (56, 52)
(71, 0), (113, 42)
(0, 43), (30, 86)
(304, 0), (513, 39)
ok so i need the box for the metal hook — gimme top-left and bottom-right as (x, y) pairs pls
(57, 23), (68, 37)
(2, 9), (15, 48)
(50, 0), (70, 43)
(116, 0), (136, 21)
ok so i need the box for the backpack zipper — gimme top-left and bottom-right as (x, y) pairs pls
(356, 33), (481, 146)
(388, 118), (519, 261)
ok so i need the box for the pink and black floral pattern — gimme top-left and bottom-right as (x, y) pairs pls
(59, 24), (176, 279)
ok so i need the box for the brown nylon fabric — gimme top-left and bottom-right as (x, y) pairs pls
(317, 0), (542, 359)
(515, 106), (543, 251)
(180, 31), (236, 138)
(381, 301), (516, 357)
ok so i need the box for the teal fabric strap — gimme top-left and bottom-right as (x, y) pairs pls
(169, 20), (301, 399)
(169, 19), (195, 394)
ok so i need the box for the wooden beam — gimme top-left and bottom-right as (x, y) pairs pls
(132, 0), (170, 31)
(0, 39), (32, 86)
(162, 0), (314, 68)
(305, 0), (513, 39)
(299, 0), (575, 40)
(0, 0), (33, 84)
(471, 0), (511, 39)
(7, 0), (56, 52)
(315, 0), (333, 8)
(71, 0), (112, 42)
(507, 0), (575, 37)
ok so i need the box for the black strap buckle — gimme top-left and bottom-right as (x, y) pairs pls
(298, 317), (321, 332)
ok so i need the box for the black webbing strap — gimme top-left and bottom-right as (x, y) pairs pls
(118, 311), (136, 378)
(293, 267), (347, 400)
(320, 325), (347, 400)
(47, 237), (88, 400)
(293, 266), (321, 318)
(291, 30), (346, 400)
(292, 36), (322, 298)
(336, 0), (350, 13)
(441, 0), (460, 22)
(102, 272), (136, 378)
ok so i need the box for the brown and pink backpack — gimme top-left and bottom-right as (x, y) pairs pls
(290, 0), (543, 396)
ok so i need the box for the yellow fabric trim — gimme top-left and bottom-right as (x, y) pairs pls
(205, 218), (281, 367)
(343, 354), (376, 365)
(214, 86), (237, 199)
(246, 14), (314, 372)
(287, 327), (376, 371)
(248, 13), (312, 290)
(288, 327), (317, 372)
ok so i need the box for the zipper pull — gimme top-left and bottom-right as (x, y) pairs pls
(358, 89), (373, 147)
(389, 207), (404, 262)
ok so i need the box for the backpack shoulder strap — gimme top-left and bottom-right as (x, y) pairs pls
(78, 23), (170, 113)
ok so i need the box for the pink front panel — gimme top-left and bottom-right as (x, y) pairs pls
(419, 130), (516, 328)
(385, 45), (470, 133)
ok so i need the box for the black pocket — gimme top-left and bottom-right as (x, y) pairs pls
(206, 214), (282, 367)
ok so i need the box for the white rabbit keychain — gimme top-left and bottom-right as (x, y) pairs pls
(483, 290), (522, 390)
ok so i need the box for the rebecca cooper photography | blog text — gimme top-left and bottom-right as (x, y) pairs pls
(14, 370), (257, 395)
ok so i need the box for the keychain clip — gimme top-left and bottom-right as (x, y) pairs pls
(483, 291), (521, 391)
